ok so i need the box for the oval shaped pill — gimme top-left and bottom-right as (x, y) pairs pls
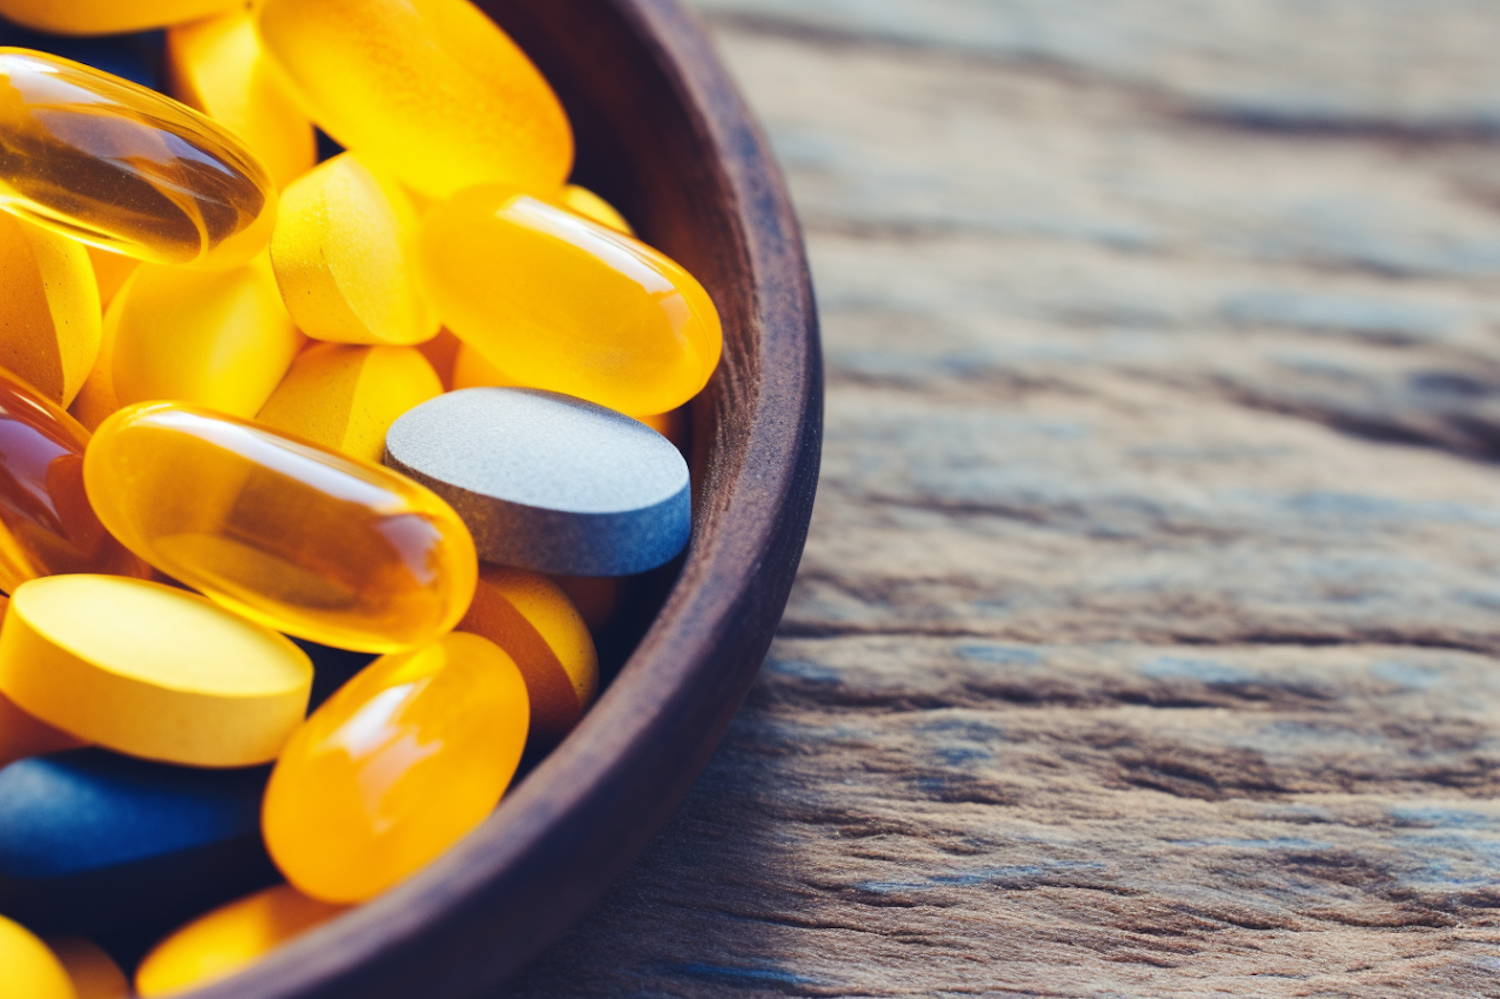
(419, 189), (721, 415)
(256, 0), (572, 201)
(551, 575), (619, 634)
(109, 254), (303, 419)
(85, 402), (478, 653)
(135, 884), (344, 997)
(0, 748), (275, 935)
(166, 8), (316, 190)
(0, 0), (241, 35)
(0, 49), (276, 268)
(270, 154), (438, 346)
(46, 938), (128, 999)
(386, 388), (691, 576)
(556, 184), (633, 235)
(0, 211), (100, 408)
(0, 576), (313, 767)
(0, 915), (73, 999)
(264, 631), (528, 902)
(460, 566), (596, 742)
(257, 343), (442, 465)
(0, 367), (149, 592)
(0, 595), (85, 766)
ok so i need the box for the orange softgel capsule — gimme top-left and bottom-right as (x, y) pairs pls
(0, 49), (276, 268)
(0, 368), (147, 593)
(418, 189), (723, 416)
(263, 632), (529, 902)
(83, 402), (477, 653)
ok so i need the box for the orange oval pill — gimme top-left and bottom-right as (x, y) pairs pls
(84, 402), (477, 654)
(263, 632), (529, 902)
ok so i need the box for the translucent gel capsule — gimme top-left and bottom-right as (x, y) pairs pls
(459, 566), (596, 742)
(0, 367), (148, 592)
(0, 49), (276, 268)
(263, 632), (529, 902)
(258, 343), (442, 465)
(109, 253), (303, 419)
(255, 0), (573, 200)
(270, 153), (438, 346)
(0, 915), (73, 999)
(46, 938), (128, 999)
(84, 402), (478, 653)
(166, 8), (316, 190)
(0, 211), (100, 407)
(419, 189), (722, 416)
(452, 340), (688, 447)
(0, 0), (241, 36)
(135, 885), (345, 997)
(556, 184), (633, 235)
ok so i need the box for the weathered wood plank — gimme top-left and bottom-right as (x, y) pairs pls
(501, 3), (1500, 995)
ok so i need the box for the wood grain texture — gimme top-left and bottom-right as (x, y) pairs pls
(501, 2), (1500, 996)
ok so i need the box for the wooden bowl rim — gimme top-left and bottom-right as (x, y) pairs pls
(191, 1), (822, 996)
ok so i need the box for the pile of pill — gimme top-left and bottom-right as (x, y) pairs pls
(0, 0), (719, 995)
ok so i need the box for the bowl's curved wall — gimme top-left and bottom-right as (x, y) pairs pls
(194, 0), (821, 996)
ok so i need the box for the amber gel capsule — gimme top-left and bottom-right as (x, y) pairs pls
(419, 188), (723, 416)
(0, 367), (147, 593)
(0, 49), (277, 268)
(84, 402), (478, 654)
(263, 632), (529, 902)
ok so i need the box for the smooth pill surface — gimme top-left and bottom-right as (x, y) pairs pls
(270, 154), (437, 345)
(0, 915), (73, 999)
(257, 343), (442, 465)
(420, 189), (721, 416)
(386, 388), (691, 576)
(0, 211), (99, 407)
(256, 0), (572, 200)
(460, 566), (596, 742)
(0, 593), (85, 767)
(0, 368), (148, 592)
(167, 8), (316, 190)
(264, 632), (529, 902)
(86, 402), (477, 653)
(556, 184), (633, 235)
(46, 937), (128, 999)
(0, 749), (275, 935)
(135, 884), (345, 997)
(0, 0), (241, 35)
(109, 253), (303, 419)
(0, 49), (276, 267)
(0, 575), (313, 766)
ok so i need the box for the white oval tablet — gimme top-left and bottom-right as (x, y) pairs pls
(384, 388), (691, 576)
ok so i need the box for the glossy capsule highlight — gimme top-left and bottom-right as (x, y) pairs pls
(263, 632), (529, 902)
(0, 367), (148, 594)
(0, 49), (276, 268)
(418, 189), (723, 416)
(83, 402), (478, 654)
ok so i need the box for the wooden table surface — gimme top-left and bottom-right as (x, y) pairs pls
(504, 2), (1500, 995)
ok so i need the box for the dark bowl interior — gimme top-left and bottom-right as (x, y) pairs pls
(187, 0), (822, 997)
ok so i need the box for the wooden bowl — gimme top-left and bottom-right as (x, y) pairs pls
(193, 0), (821, 996)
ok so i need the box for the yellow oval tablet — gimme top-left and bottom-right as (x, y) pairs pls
(271, 153), (438, 346)
(110, 253), (304, 419)
(0, 0), (240, 34)
(257, 343), (442, 464)
(256, 0), (572, 200)
(0, 211), (101, 408)
(460, 566), (597, 742)
(85, 247), (137, 311)
(167, 7), (317, 190)
(555, 185), (633, 235)
(0, 916), (74, 999)
(46, 938), (128, 999)
(0, 576), (313, 768)
(135, 885), (345, 997)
